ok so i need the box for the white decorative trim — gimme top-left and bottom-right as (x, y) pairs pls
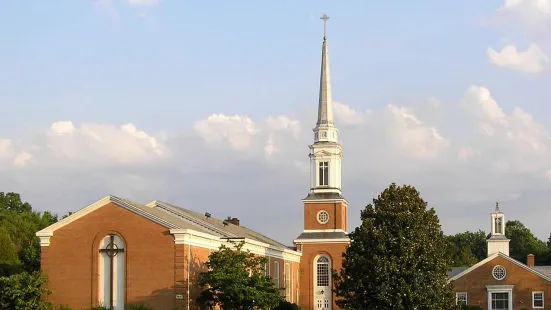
(316, 210), (330, 224)
(492, 265), (507, 280)
(302, 198), (348, 205)
(170, 229), (302, 263)
(293, 238), (350, 244)
(37, 231), (53, 246)
(35, 195), (180, 247)
(486, 285), (513, 310)
(533, 291), (545, 309)
(303, 229), (346, 233)
(449, 252), (551, 283)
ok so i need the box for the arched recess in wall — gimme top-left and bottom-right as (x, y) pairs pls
(97, 233), (126, 310)
(313, 253), (332, 310)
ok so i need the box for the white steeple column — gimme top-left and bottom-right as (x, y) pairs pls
(487, 202), (510, 257)
(309, 14), (343, 195)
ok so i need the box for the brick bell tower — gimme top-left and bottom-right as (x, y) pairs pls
(294, 14), (349, 310)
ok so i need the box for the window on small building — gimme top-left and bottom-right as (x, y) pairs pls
(285, 263), (291, 301)
(456, 292), (467, 305)
(318, 162), (329, 186)
(274, 262), (280, 288)
(491, 292), (509, 310)
(533, 291), (544, 308)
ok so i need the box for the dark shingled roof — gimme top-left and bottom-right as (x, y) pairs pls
(295, 231), (348, 240)
(448, 267), (469, 278)
(533, 266), (551, 278)
(303, 192), (345, 200)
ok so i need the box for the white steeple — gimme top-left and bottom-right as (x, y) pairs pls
(487, 202), (510, 257)
(308, 14), (343, 196)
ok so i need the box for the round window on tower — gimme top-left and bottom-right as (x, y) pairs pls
(317, 210), (330, 224)
(492, 265), (506, 280)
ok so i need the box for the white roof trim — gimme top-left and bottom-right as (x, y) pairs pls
(448, 252), (551, 283)
(36, 195), (181, 246)
(293, 238), (350, 244)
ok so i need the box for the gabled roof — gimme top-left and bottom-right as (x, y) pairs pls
(36, 195), (295, 253)
(148, 200), (292, 250)
(36, 195), (199, 238)
(448, 252), (551, 283)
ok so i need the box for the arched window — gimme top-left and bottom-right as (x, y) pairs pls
(316, 256), (330, 287)
(98, 234), (125, 309)
(314, 255), (332, 309)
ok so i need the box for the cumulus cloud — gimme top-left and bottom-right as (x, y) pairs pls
(488, 43), (549, 73)
(499, 0), (551, 24)
(1, 85), (551, 243)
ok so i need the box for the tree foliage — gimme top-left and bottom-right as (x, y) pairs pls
(0, 271), (53, 310)
(505, 220), (550, 264)
(333, 183), (456, 310)
(196, 241), (283, 310)
(447, 230), (487, 267)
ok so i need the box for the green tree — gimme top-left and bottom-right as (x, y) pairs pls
(196, 241), (283, 310)
(505, 220), (548, 264)
(447, 230), (487, 266)
(0, 192), (59, 274)
(333, 183), (456, 310)
(0, 271), (53, 310)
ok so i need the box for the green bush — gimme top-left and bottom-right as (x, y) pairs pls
(273, 300), (302, 310)
(460, 305), (483, 310)
(125, 304), (153, 310)
(0, 271), (52, 310)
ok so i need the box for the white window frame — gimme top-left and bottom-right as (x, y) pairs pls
(274, 261), (280, 288)
(285, 263), (291, 301)
(296, 267), (300, 304)
(486, 285), (513, 310)
(455, 292), (467, 305)
(533, 291), (544, 309)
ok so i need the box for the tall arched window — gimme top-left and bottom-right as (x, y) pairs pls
(98, 234), (125, 309)
(314, 255), (332, 309)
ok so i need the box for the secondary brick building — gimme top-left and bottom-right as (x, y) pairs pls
(449, 205), (551, 310)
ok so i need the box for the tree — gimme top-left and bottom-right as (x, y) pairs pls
(447, 230), (487, 266)
(0, 192), (59, 274)
(333, 183), (456, 309)
(505, 220), (549, 264)
(196, 241), (283, 310)
(0, 271), (53, 310)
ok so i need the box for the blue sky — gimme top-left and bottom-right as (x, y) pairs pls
(2, 0), (547, 135)
(1, 0), (551, 242)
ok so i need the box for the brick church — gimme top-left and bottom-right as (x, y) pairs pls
(36, 14), (347, 310)
(35, 15), (551, 310)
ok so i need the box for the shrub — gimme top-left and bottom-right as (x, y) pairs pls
(0, 271), (52, 310)
(273, 300), (302, 310)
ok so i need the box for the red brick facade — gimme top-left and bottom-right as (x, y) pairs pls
(39, 200), (301, 310)
(453, 255), (551, 310)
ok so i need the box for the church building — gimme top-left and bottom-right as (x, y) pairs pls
(449, 205), (551, 310)
(36, 14), (347, 310)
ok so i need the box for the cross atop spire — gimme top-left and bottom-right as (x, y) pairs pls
(314, 13), (335, 134)
(320, 14), (329, 39)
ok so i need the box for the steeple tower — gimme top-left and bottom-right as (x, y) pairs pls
(308, 14), (343, 195)
(294, 15), (349, 310)
(487, 202), (510, 256)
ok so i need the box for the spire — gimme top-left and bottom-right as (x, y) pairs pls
(316, 14), (334, 128)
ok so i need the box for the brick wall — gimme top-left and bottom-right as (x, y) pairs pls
(453, 256), (551, 310)
(41, 202), (176, 310)
(303, 202), (347, 231)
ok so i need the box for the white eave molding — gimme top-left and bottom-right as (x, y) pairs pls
(448, 252), (551, 283)
(35, 195), (180, 247)
(170, 229), (302, 263)
(293, 237), (350, 244)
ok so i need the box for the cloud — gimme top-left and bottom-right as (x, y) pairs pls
(126, 0), (160, 5)
(498, 0), (551, 24)
(2, 85), (551, 243)
(488, 43), (549, 73)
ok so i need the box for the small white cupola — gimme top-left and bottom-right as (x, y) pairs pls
(487, 202), (510, 257)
